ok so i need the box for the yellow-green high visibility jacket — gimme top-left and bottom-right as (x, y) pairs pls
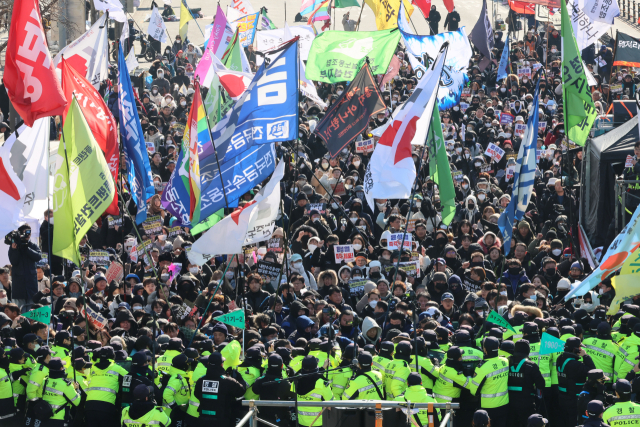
(469, 356), (510, 409)
(42, 376), (81, 420)
(121, 405), (170, 427)
(342, 370), (384, 400)
(86, 361), (128, 405)
(293, 378), (334, 427)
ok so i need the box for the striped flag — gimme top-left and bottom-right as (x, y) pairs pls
(185, 81), (210, 225)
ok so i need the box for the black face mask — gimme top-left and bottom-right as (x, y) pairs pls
(435, 282), (447, 291)
(470, 261), (484, 268)
(508, 267), (520, 275)
(436, 237), (447, 246)
(545, 268), (556, 276)
(370, 272), (381, 281)
(468, 204), (475, 211)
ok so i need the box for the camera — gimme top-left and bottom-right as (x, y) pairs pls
(4, 228), (30, 245)
(322, 306), (336, 316)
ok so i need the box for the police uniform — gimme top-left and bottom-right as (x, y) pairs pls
(25, 347), (52, 427)
(410, 333), (442, 393)
(507, 340), (546, 427)
(372, 341), (394, 385)
(394, 373), (441, 426)
(157, 339), (184, 375)
(252, 354), (295, 427)
(8, 348), (30, 409)
(342, 352), (384, 400)
(122, 353), (161, 408)
(582, 323), (618, 383)
(292, 356), (334, 427)
(432, 346), (471, 403)
(188, 352), (247, 427)
(162, 354), (192, 427)
(385, 342), (413, 399)
(85, 346), (129, 427)
(41, 358), (81, 427)
(0, 348), (16, 422)
(602, 380), (640, 427)
(556, 338), (596, 427)
(469, 337), (509, 427)
(122, 385), (170, 427)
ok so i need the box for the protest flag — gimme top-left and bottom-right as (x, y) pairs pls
(179, 0), (194, 40)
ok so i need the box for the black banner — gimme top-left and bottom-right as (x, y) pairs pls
(315, 62), (386, 158)
(257, 260), (282, 278)
(614, 31), (640, 68)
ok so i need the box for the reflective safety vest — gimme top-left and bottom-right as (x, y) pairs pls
(66, 367), (90, 391)
(582, 337), (617, 382)
(0, 367), (15, 419)
(86, 362), (129, 405)
(27, 363), (49, 401)
(504, 325), (523, 342)
(238, 366), (261, 400)
(395, 385), (441, 426)
(614, 333), (640, 381)
(8, 363), (28, 405)
(157, 350), (181, 375)
(409, 355), (438, 391)
(528, 342), (552, 388)
(293, 378), (334, 427)
(290, 356), (304, 373)
(432, 365), (470, 403)
(342, 370), (383, 400)
(469, 356), (509, 409)
(372, 355), (391, 384)
(328, 366), (353, 399)
(603, 401), (640, 427)
(42, 376), (81, 420)
(121, 405), (170, 427)
(308, 351), (338, 370)
(385, 359), (411, 399)
(50, 346), (71, 366)
(192, 361), (207, 384)
(162, 369), (190, 415)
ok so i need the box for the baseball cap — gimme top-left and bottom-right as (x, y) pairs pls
(208, 352), (225, 366)
(441, 292), (454, 302)
(587, 400), (605, 417)
(133, 384), (152, 400)
(587, 369), (609, 382)
(615, 379), (632, 394)
(48, 357), (66, 370)
(473, 410), (490, 427)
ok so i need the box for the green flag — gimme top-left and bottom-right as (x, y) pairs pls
(306, 28), (401, 83)
(561, 0), (597, 147)
(486, 310), (516, 333)
(540, 332), (566, 355)
(23, 306), (51, 324)
(203, 76), (221, 130)
(222, 29), (245, 72)
(190, 208), (225, 235)
(427, 104), (456, 225)
(213, 309), (245, 329)
(53, 97), (115, 266)
(335, 0), (361, 7)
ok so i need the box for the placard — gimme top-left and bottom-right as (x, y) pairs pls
(355, 138), (374, 153)
(460, 102), (469, 112)
(305, 203), (326, 215)
(348, 279), (368, 295)
(500, 112), (514, 125)
(89, 250), (110, 265)
(625, 155), (634, 168)
(173, 302), (193, 320)
(37, 253), (48, 268)
(106, 262), (124, 284)
(611, 83), (623, 93)
(452, 170), (464, 182)
(331, 182), (346, 196)
(538, 121), (547, 132)
(267, 237), (284, 253)
(334, 244), (355, 263)
(505, 153), (517, 162)
(481, 164), (493, 174)
(142, 215), (163, 236)
(81, 305), (107, 329)
(514, 123), (526, 138)
(146, 141), (155, 152)
(388, 233), (412, 251)
(484, 143), (505, 161)
(256, 260), (282, 278)
(385, 261), (420, 277)
(517, 67), (532, 79)
(167, 226), (183, 238)
(506, 166), (515, 180)
(462, 87), (471, 96)
(536, 149), (542, 164)
(406, 219), (417, 233)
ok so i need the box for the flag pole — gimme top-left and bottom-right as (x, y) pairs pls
(46, 130), (52, 344)
(355, 0), (365, 31)
(183, 0), (206, 37)
(391, 43), (450, 287)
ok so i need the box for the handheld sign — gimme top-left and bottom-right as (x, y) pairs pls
(23, 306), (51, 324)
(540, 332), (566, 355)
(213, 309), (245, 329)
(486, 310), (516, 332)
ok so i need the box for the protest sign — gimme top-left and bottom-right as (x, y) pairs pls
(305, 203), (326, 215)
(81, 305), (107, 329)
(452, 170), (464, 182)
(625, 155), (634, 168)
(355, 138), (374, 153)
(460, 102), (469, 112)
(257, 260), (282, 278)
(267, 237), (284, 253)
(106, 262), (124, 284)
(506, 166), (515, 180)
(167, 226), (183, 238)
(406, 219), (417, 233)
(538, 121), (547, 132)
(37, 253), (48, 267)
(481, 164), (493, 174)
(500, 113), (514, 125)
(514, 123), (527, 138)
(388, 233), (413, 250)
(517, 67), (532, 79)
(89, 250), (110, 265)
(348, 279), (368, 295)
(485, 143), (505, 161)
(331, 182), (346, 196)
(142, 215), (163, 236)
(334, 244), (355, 263)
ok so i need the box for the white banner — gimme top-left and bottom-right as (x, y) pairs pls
(92, 0), (126, 22)
(147, 6), (169, 43)
(569, 0), (612, 50)
(256, 25), (316, 64)
(583, 0), (620, 24)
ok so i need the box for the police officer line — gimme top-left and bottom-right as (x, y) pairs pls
(241, 400), (459, 427)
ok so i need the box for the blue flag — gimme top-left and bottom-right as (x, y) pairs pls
(161, 143), (192, 226)
(540, 332), (566, 355)
(497, 34), (510, 82)
(498, 78), (539, 254)
(117, 44), (154, 225)
(212, 40), (299, 163)
(197, 143), (276, 225)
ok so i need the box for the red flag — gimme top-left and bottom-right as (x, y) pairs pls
(443, 0), (454, 13)
(378, 55), (402, 89)
(508, 0), (535, 14)
(3, 0), (67, 127)
(61, 57), (119, 215)
(412, 0), (431, 17)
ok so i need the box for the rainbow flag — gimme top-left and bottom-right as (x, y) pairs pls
(184, 81), (209, 225)
(301, 0), (326, 15)
(308, 0), (331, 22)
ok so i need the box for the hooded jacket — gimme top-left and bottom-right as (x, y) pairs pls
(288, 315), (315, 345)
(281, 301), (308, 337)
(356, 316), (382, 348)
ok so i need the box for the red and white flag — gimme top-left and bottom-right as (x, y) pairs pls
(61, 57), (119, 215)
(3, 0), (67, 127)
(413, 0), (431, 17)
(364, 45), (448, 209)
(188, 160), (285, 265)
(0, 144), (26, 236)
(216, 69), (254, 100)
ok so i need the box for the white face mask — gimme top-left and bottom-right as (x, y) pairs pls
(462, 184), (468, 189)
(464, 153), (470, 159)
(353, 161), (361, 167)
(158, 72), (164, 78)
(453, 106), (460, 111)
(189, 267), (198, 274)
(0, 297), (6, 305)
(322, 162), (329, 168)
(478, 194), (486, 201)
(337, 90), (343, 95)
(456, 148), (462, 154)
(96, 303), (103, 310)
(158, 235), (166, 241)
(161, 274), (170, 282)
(308, 244), (317, 253)
(49, 217), (54, 225)
(500, 88), (506, 93)
(599, 288), (604, 295)
(353, 243), (362, 251)
(226, 271), (234, 279)
(552, 249), (562, 256)
(181, 101), (187, 106)
(499, 291), (507, 296)
(133, 305), (143, 311)
(292, 261), (303, 269)
(369, 300), (378, 308)
(350, 217), (357, 223)
(152, 90), (158, 95)
(331, 203), (339, 209)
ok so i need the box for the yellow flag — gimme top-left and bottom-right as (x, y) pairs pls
(179, 0), (194, 40)
(52, 97), (115, 266)
(607, 248), (640, 314)
(364, 0), (414, 30)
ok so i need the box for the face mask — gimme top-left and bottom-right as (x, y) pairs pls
(504, 133), (512, 138)
(133, 305), (143, 311)
(322, 162), (329, 168)
(455, 148), (462, 154)
(475, 162), (481, 167)
(161, 274), (170, 282)
(551, 49), (557, 53)
(152, 90), (158, 95)
(0, 298), (6, 305)
(181, 101), (187, 106)
(308, 244), (317, 253)
(345, 184), (353, 190)
(226, 271), (234, 279)
(551, 249), (562, 256)
(33, 344), (40, 352)
(501, 88), (506, 93)
(382, 254), (390, 260)
(462, 184), (468, 189)
(485, 123), (491, 128)
(353, 243), (362, 251)
(500, 291), (507, 296)
(158, 72), (164, 78)
(96, 303), (103, 310)
(354, 161), (361, 167)
(292, 262), (303, 269)
(337, 90), (343, 95)
(312, 217), (320, 223)
(478, 194), (486, 201)
(49, 217), (54, 225)
(369, 300), (378, 308)
(599, 288), (604, 295)
(189, 267), (198, 274)
(158, 235), (166, 241)
(468, 204), (475, 210)
(618, 76), (623, 81)
(508, 267), (520, 275)
(350, 217), (357, 223)
(331, 203), (339, 209)
(545, 268), (556, 276)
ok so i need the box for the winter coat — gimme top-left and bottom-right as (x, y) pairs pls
(9, 241), (42, 301)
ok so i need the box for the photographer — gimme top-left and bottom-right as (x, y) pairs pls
(7, 225), (41, 310)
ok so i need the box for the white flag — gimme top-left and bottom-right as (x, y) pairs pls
(147, 6), (169, 43)
(120, 19), (130, 48)
(284, 23), (326, 108)
(3, 118), (50, 222)
(0, 143), (26, 237)
(569, 0), (611, 50)
(53, 14), (109, 88)
(188, 160), (285, 265)
(93, 0), (126, 22)
(227, 0), (255, 21)
(126, 47), (139, 71)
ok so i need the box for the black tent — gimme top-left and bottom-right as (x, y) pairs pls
(584, 117), (638, 246)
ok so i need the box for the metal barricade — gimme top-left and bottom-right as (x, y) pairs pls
(242, 400), (459, 427)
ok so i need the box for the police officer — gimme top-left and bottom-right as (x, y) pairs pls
(0, 347), (16, 425)
(50, 332), (72, 366)
(163, 354), (193, 427)
(507, 340), (545, 427)
(602, 379), (640, 427)
(394, 372), (441, 425)
(252, 354), (295, 427)
(25, 345), (52, 427)
(455, 330), (484, 368)
(469, 337), (509, 427)
(237, 347), (264, 401)
(343, 352), (384, 400)
(8, 348), (30, 411)
(583, 400), (610, 427)
(527, 414), (548, 427)
(577, 370), (614, 425)
(158, 338), (184, 375)
(522, 323), (552, 390)
(123, 352), (161, 408)
(85, 346), (129, 427)
(330, 343), (356, 399)
(582, 322), (618, 384)
(385, 342), (412, 399)
(41, 357), (81, 427)
(121, 385), (170, 427)
(556, 337), (596, 427)
(292, 356), (333, 427)
(433, 345), (471, 427)
(372, 341), (394, 384)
